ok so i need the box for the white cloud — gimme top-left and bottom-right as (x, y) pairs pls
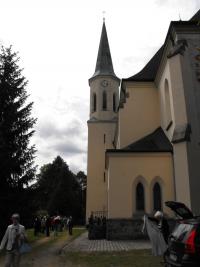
(32, 95), (88, 172)
(0, 0), (198, 174)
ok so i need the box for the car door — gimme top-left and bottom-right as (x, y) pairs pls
(165, 201), (194, 220)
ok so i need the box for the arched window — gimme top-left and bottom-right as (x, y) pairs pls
(93, 93), (97, 112)
(136, 182), (145, 211)
(153, 182), (162, 211)
(164, 79), (172, 127)
(102, 91), (107, 110)
(113, 93), (116, 112)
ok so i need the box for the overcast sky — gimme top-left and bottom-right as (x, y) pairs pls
(0, 0), (199, 173)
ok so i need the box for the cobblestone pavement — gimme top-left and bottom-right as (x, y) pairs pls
(63, 232), (151, 252)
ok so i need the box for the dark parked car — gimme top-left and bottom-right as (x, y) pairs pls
(164, 201), (200, 267)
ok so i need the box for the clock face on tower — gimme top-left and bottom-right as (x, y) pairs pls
(101, 80), (109, 87)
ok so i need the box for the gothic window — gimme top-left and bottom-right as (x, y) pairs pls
(164, 79), (172, 128)
(153, 182), (162, 211)
(93, 93), (97, 112)
(113, 93), (116, 112)
(102, 91), (107, 110)
(136, 182), (145, 211)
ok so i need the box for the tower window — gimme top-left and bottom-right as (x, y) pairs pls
(92, 93), (97, 112)
(102, 91), (107, 110)
(113, 93), (116, 112)
(136, 182), (145, 211)
(153, 182), (162, 211)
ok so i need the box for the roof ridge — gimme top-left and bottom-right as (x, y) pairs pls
(190, 9), (200, 21)
(120, 127), (173, 153)
(122, 9), (200, 83)
(123, 46), (164, 82)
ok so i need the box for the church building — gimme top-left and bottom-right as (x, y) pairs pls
(86, 10), (200, 239)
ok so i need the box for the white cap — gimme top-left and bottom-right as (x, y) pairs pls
(154, 211), (163, 218)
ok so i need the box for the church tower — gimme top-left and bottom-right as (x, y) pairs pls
(86, 21), (120, 220)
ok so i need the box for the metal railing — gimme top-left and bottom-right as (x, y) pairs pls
(91, 210), (107, 218)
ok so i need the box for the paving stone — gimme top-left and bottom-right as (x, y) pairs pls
(64, 232), (151, 252)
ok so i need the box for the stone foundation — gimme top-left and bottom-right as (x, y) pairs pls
(106, 218), (146, 240)
(106, 217), (176, 240)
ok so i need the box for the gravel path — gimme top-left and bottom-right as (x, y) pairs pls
(0, 234), (70, 267)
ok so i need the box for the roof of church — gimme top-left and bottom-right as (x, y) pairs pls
(107, 127), (173, 153)
(122, 9), (200, 83)
(90, 22), (119, 82)
(123, 46), (164, 82)
(190, 9), (200, 21)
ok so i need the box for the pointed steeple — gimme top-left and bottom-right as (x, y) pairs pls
(90, 21), (119, 82)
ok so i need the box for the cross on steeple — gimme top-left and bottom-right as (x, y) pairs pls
(103, 11), (106, 22)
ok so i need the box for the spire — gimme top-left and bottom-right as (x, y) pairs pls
(90, 21), (119, 82)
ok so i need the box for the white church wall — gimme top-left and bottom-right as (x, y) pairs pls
(177, 31), (200, 214)
(157, 60), (175, 140)
(173, 143), (191, 208)
(107, 152), (174, 219)
(86, 121), (116, 219)
(157, 52), (191, 209)
(118, 82), (160, 149)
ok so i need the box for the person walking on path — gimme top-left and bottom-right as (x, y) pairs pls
(45, 216), (51, 237)
(33, 217), (41, 236)
(68, 216), (73, 236)
(53, 215), (61, 237)
(0, 213), (26, 267)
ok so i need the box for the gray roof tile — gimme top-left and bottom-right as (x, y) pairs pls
(107, 127), (173, 153)
(90, 22), (119, 81)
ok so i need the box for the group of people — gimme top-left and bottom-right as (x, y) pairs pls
(0, 213), (74, 267)
(88, 213), (107, 239)
(33, 215), (73, 237)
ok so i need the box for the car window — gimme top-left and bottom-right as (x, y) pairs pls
(176, 207), (193, 218)
(172, 223), (194, 241)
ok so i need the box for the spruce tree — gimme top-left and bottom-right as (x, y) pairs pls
(0, 46), (36, 188)
(0, 46), (36, 235)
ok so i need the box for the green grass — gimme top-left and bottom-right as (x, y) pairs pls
(22, 228), (84, 256)
(26, 227), (86, 244)
(26, 227), (86, 253)
(69, 228), (86, 242)
(65, 250), (162, 267)
(26, 229), (45, 243)
(27, 227), (86, 259)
